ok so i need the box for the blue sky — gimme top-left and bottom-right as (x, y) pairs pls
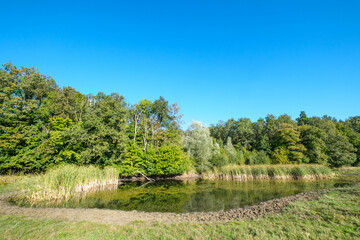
(1, 1), (359, 128)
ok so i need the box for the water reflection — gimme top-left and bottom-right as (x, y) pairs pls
(51, 179), (354, 213)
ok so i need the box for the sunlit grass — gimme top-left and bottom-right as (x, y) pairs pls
(0, 174), (26, 185)
(13, 165), (119, 204)
(204, 164), (333, 180)
(334, 166), (360, 174)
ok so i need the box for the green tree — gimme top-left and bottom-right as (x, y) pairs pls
(77, 93), (129, 167)
(224, 137), (238, 164)
(271, 147), (289, 164)
(183, 121), (215, 173)
(118, 143), (147, 176)
(252, 118), (271, 153)
(210, 148), (228, 167)
(210, 118), (255, 150)
(274, 123), (306, 163)
(249, 151), (271, 165)
(152, 144), (189, 175)
(300, 125), (328, 164)
(342, 117), (360, 165)
(326, 132), (356, 167)
(296, 111), (309, 126)
(41, 117), (82, 166)
(0, 63), (57, 173)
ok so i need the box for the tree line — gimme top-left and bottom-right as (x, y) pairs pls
(206, 112), (359, 171)
(0, 63), (359, 175)
(0, 63), (187, 175)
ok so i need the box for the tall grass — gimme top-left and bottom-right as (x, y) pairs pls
(203, 164), (332, 180)
(0, 174), (26, 185)
(22, 165), (119, 204)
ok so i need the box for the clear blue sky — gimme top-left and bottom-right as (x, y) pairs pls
(1, 1), (359, 128)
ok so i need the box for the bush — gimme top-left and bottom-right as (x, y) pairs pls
(249, 151), (271, 165)
(152, 144), (189, 176)
(118, 144), (148, 176)
(210, 151), (228, 167)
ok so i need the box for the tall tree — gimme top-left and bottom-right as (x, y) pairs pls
(183, 121), (215, 173)
(326, 132), (356, 167)
(273, 123), (306, 163)
(0, 63), (58, 173)
(252, 118), (271, 153)
(337, 120), (360, 166)
(300, 125), (328, 164)
(76, 93), (129, 166)
(296, 111), (309, 126)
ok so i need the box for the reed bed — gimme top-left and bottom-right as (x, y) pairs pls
(0, 175), (26, 185)
(203, 164), (333, 180)
(21, 165), (119, 204)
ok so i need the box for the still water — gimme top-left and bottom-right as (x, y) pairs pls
(55, 179), (352, 213)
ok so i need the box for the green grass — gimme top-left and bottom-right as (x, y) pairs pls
(13, 165), (119, 204)
(0, 184), (359, 239)
(0, 174), (27, 185)
(334, 166), (360, 174)
(0, 174), (37, 195)
(205, 164), (333, 180)
(41, 165), (119, 193)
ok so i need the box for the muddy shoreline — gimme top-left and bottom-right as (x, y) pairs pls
(0, 187), (333, 225)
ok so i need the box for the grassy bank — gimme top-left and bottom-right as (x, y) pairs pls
(4, 164), (334, 203)
(334, 166), (360, 174)
(17, 165), (119, 204)
(0, 184), (358, 239)
(203, 164), (333, 180)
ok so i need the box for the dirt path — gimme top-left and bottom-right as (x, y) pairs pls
(0, 189), (328, 225)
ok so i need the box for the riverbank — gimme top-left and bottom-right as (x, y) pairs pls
(4, 164), (334, 207)
(203, 164), (333, 180)
(121, 164), (333, 181)
(0, 183), (359, 239)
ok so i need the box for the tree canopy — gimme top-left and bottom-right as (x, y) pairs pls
(0, 63), (359, 174)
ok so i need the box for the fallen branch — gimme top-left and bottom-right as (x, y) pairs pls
(136, 170), (155, 182)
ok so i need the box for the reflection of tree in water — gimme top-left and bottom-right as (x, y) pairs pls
(184, 180), (340, 212)
(184, 189), (228, 212)
(62, 180), (193, 212)
(55, 179), (345, 213)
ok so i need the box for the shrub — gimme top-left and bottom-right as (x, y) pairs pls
(152, 144), (189, 176)
(210, 151), (228, 167)
(249, 151), (271, 165)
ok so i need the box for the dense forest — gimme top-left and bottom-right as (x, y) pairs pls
(1, 63), (359, 175)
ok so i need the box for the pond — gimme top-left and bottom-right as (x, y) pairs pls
(49, 179), (353, 213)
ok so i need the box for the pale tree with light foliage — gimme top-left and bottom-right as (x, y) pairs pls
(182, 121), (217, 173)
(224, 137), (238, 164)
